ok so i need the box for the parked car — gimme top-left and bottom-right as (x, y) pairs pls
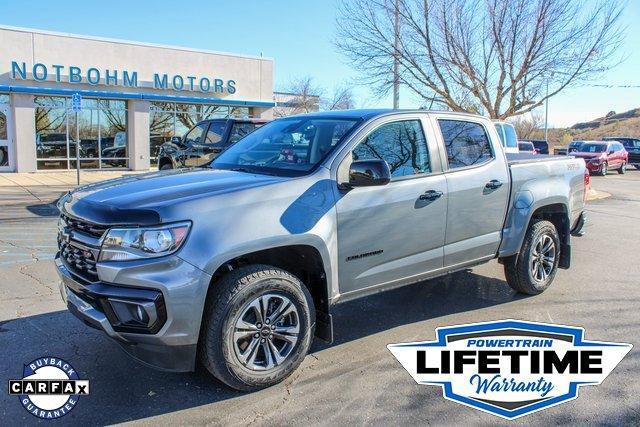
(518, 141), (537, 154)
(520, 139), (548, 154)
(602, 137), (640, 170)
(56, 109), (587, 391)
(493, 121), (519, 153)
(555, 140), (584, 156)
(157, 118), (268, 169)
(571, 140), (628, 175)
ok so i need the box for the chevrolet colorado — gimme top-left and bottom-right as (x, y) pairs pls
(56, 109), (588, 391)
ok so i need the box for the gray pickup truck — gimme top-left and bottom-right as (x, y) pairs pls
(56, 109), (588, 391)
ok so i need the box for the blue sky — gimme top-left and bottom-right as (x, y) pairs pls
(1, 0), (638, 127)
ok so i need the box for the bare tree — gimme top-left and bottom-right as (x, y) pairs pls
(274, 77), (323, 117)
(336, 0), (625, 119)
(511, 113), (544, 139)
(322, 85), (356, 110)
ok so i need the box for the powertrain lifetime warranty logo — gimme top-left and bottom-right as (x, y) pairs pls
(388, 320), (632, 420)
(8, 357), (89, 419)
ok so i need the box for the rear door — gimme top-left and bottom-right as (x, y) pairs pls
(433, 116), (510, 267)
(335, 115), (447, 295)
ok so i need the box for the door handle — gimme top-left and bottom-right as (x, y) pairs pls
(419, 190), (443, 201)
(485, 180), (503, 190)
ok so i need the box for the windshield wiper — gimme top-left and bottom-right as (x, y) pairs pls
(227, 166), (277, 176)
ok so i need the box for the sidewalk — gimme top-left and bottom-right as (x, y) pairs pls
(0, 170), (149, 205)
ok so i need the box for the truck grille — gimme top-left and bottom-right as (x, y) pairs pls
(60, 242), (98, 279)
(58, 214), (107, 281)
(60, 213), (108, 239)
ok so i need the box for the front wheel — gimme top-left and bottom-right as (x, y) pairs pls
(503, 220), (560, 295)
(599, 162), (608, 176)
(199, 265), (315, 391)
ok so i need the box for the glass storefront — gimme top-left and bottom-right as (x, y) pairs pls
(149, 102), (250, 165)
(0, 93), (9, 168)
(35, 96), (128, 170)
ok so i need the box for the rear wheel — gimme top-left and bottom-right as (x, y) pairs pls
(199, 265), (315, 391)
(618, 162), (626, 174)
(504, 220), (560, 295)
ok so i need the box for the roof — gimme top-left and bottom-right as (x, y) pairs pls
(276, 108), (484, 121)
(0, 24), (272, 61)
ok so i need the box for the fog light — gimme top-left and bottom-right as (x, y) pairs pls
(108, 299), (157, 328)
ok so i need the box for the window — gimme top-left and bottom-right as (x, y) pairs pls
(213, 118), (359, 177)
(352, 120), (430, 178)
(183, 123), (208, 145)
(619, 139), (640, 149)
(228, 122), (259, 144)
(439, 119), (493, 169)
(34, 96), (127, 170)
(0, 93), (9, 104)
(205, 121), (227, 145)
(149, 102), (252, 165)
(580, 143), (607, 153)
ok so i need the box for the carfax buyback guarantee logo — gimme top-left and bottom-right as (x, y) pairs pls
(388, 320), (632, 419)
(8, 357), (89, 419)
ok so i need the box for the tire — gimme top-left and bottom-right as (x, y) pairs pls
(618, 162), (626, 174)
(160, 163), (173, 170)
(199, 264), (315, 391)
(504, 220), (560, 295)
(635, 164), (640, 170)
(599, 162), (608, 176)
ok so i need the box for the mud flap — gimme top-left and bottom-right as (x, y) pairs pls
(315, 310), (333, 343)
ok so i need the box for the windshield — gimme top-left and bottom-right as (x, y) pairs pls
(580, 143), (607, 153)
(212, 117), (360, 176)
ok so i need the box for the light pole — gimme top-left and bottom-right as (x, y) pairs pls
(544, 79), (549, 143)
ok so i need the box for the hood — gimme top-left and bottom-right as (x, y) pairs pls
(61, 168), (288, 225)
(571, 152), (604, 159)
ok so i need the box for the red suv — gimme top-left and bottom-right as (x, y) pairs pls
(571, 141), (628, 175)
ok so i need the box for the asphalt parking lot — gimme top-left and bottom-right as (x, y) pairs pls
(1, 171), (639, 425)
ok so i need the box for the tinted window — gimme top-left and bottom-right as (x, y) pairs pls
(439, 120), (493, 169)
(352, 120), (430, 178)
(213, 118), (359, 176)
(204, 122), (226, 145)
(229, 122), (259, 144)
(518, 142), (534, 151)
(184, 123), (207, 145)
(580, 143), (607, 153)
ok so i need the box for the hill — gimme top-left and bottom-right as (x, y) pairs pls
(525, 107), (640, 151)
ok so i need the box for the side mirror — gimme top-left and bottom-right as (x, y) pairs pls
(348, 159), (391, 187)
(170, 136), (182, 144)
(608, 150), (615, 155)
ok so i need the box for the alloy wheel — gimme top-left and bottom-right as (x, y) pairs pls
(232, 293), (300, 371)
(530, 234), (556, 282)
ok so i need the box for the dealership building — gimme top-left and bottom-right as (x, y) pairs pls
(0, 25), (278, 172)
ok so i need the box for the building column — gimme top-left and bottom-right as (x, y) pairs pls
(127, 100), (150, 171)
(11, 94), (36, 172)
(253, 106), (273, 120)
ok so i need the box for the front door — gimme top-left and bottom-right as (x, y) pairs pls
(195, 120), (227, 166)
(0, 104), (12, 171)
(336, 118), (447, 296)
(433, 117), (510, 266)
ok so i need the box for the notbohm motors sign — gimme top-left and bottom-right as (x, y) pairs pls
(388, 320), (632, 419)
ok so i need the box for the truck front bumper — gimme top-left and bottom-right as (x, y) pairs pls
(56, 255), (211, 372)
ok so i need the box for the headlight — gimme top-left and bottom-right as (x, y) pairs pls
(99, 222), (191, 261)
